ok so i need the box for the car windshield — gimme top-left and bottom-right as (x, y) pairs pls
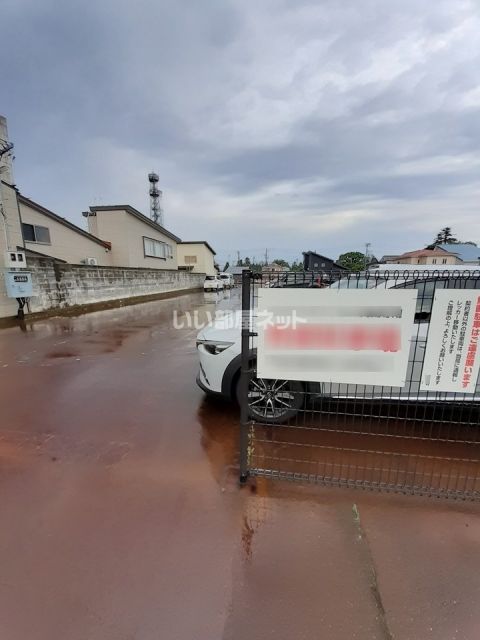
(205, 276), (216, 280)
(219, 275), (229, 279)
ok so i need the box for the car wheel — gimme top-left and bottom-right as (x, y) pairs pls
(236, 375), (305, 424)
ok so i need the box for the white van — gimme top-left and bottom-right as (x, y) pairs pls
(203, 275), (224, 292)
(218, 272), (234, 289)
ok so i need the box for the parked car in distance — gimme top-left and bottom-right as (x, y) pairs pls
(196, 270), (480, 423)
(204, 275), (224, 292)
(218, 272), (234, 289)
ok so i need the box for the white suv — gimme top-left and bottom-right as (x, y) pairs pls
(196, 271), (480, 423)
(218, 272), (234, 288)
(203, 275), (224, 292)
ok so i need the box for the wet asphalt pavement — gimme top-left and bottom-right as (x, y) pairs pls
(1, 289), (479, 640)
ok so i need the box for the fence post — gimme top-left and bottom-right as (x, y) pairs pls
(239, 269), (252, 484)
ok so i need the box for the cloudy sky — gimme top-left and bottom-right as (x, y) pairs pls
(2, 0), (480, 266)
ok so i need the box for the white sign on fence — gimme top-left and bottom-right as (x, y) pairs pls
(420, 290), (480, 394)
(257, 288), (418, 386)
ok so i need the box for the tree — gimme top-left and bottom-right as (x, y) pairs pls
(249, 260), (263, 272)
(290, 260), (304, 272)
(223, 261), (230, 272)
(433, 227), (458, 245)
(337, 251), (366, 272)
(271, 258), (290, 268)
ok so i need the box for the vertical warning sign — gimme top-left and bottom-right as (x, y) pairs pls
(421, 290), (480, 393)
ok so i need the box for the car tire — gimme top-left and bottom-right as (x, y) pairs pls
(236, 374), (305, 424)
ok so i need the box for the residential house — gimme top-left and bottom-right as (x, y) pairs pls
(261, 262), (289, 273)
(19, 195), (112, 265)
(302, 251), (347, 272)
(1, 146), (111, 315)
(226, 265), (250, 284)
(84, 205), (180, 270)
(437, 243), (480, 265)
(177, 241), (216, 275)
(379, 255), (400, 263)
(384, 248), (462, 266)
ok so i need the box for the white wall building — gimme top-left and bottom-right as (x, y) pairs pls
(84, 205), (180, 270)
(177, 241), (216, 275)
(19, 195), (112, 265)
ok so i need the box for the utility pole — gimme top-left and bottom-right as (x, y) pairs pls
(364, 242), (371, 270)
(0, 137), (15, 252)
(237, 250), (240, 265)
(264, 248), (269, 266)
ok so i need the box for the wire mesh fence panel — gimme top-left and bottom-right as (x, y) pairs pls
(239, 268), (480, 499)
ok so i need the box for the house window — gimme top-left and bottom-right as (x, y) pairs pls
(442, 258), (447, 264)
(432, 258), (437, 264)
(143, 236), (173, 259)
(22, 223), (51, 244)
(185, 255), (197, 264)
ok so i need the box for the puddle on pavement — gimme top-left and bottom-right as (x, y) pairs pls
(46, 351), (79, 359)
(197, 397), (240, 485)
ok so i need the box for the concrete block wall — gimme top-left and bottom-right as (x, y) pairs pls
(1, 257), (204, 318)
(27, 258), (60, 311)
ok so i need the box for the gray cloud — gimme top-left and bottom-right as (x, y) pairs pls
(2, 0), (480, 264)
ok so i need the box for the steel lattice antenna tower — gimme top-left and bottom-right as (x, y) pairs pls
(0, 140), (14, 160)
(148, 172), (163, 226)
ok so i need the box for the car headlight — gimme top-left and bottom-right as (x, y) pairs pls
(196, 339), (234, 355)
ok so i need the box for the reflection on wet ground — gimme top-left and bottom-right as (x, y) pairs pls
(1, 288), (480, 640)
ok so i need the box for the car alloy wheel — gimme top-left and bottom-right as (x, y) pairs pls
(244, 377), (304, 424)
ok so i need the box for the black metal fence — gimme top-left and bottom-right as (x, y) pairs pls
(239, 268), (480, 499)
